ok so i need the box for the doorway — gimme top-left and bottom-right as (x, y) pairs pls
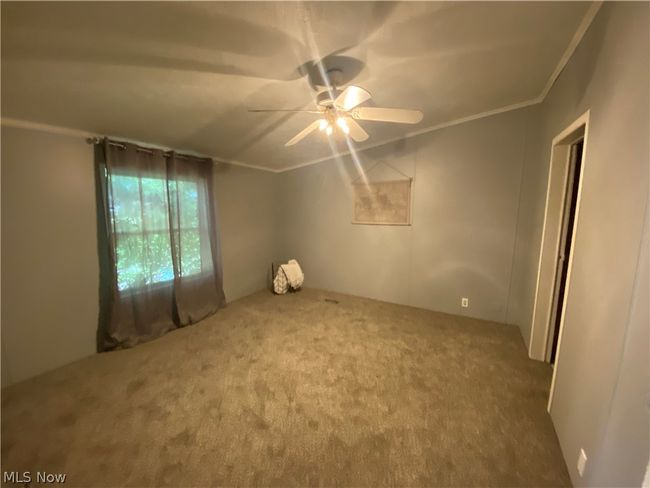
(528, 111), (590, 403)
(547, 138), (583, 364)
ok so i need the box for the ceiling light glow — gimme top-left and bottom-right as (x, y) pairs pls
(337, 117), (350, 135)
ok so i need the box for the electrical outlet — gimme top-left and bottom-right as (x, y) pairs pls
(577, 448), (587, 477)
(461, 297), (469, 308)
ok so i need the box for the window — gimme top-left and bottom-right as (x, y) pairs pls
(96, 139), (225, 349)
(172, 179), (203, 278)
(110, 175), (202, 291)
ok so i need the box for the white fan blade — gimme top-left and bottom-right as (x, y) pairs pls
(249, 109), (322, 113)
(352, 107), (423, 124)
(285, 119), (322, 146)
(345, 118), (369, 142)
(334, 86), (372, 111)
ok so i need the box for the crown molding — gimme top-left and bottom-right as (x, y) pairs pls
(538, 1), (603, 101)
(0, 117), (280, 174)
(1, 118), (95, 139)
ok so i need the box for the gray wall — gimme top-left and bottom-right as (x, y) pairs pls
(1, 127), (98, 387)
(504, 103), (543, 346)
(278, 107), (532, 323)
(507, 2), (649, 485)
(0, 125), (279, 386)
(590, 211), (648, 486)
(213, 163), (279, 301)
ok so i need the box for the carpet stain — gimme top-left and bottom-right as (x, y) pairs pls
(0, 288), (570, 487)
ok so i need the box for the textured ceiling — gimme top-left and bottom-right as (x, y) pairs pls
(1, 2), (594, 171)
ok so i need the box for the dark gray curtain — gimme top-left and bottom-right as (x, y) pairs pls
(96, 138), (225, 351)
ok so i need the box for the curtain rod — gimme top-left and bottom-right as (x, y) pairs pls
(85, 137), (200, 161)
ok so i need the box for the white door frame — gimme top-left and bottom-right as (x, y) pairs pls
(527, 111), (590, 411)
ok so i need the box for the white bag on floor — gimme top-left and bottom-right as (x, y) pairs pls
(274, 259), (304, 294)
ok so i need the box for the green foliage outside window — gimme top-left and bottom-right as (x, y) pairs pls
(110, 175), (203, 291)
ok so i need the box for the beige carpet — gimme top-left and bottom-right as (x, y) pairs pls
(1, 289), (570, 487)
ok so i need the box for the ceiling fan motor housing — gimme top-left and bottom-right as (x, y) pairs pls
(314, 68), (346, 107)
(316, 89), (342, 108)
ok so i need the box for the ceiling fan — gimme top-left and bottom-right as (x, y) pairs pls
(249, 69), (424, 147)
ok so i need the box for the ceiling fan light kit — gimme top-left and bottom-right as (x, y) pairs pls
(249, 67), (424, 147)
(336, 117), (350, 134)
